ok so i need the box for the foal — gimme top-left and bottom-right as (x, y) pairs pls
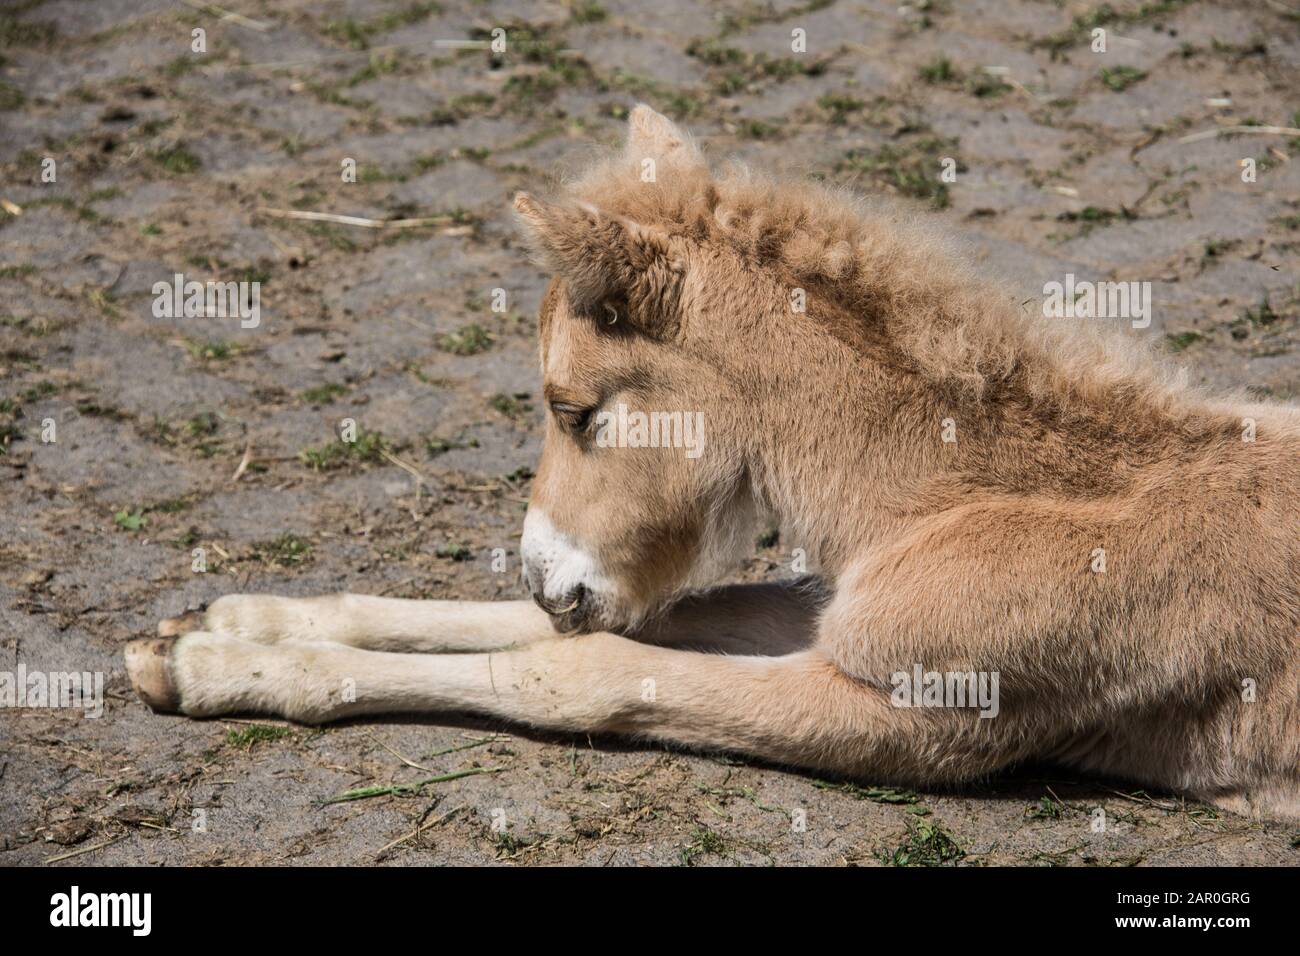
(126, 106), (1300, 819)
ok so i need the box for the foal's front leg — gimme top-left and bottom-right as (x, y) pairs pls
(159, 594), (558, 653)
(156, 580), (825, 656)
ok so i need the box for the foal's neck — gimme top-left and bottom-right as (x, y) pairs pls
(745, 338), (1224, 580)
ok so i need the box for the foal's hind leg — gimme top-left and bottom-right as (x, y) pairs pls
(123, 630), (994, 784)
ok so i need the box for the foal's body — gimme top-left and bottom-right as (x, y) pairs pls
(126, 107), (1300, 820)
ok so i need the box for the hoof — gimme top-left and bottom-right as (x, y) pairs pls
(124, 638), (181, 713)
(158, 608), (205, 637)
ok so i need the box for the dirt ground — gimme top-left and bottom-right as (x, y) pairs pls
(1, 0), (1298, 866)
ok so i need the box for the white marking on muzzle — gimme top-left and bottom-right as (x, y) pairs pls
(521, 509), (617, 609)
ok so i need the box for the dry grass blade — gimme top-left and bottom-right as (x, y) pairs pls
(379, 448), (425, 484)
(45, 834), (126, 864)
(1178, 125), (1300, 144)
(230, 443), (252, 483)
(375, 803), (465, 858)
(180, 0), (272, 32)
(362, 730), (432, 772)
(256, 208), (455, 229)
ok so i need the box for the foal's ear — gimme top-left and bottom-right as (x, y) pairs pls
(625, 103), (705, 174)
(514, 192), (684, 336)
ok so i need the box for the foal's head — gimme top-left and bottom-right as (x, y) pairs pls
(512, 103), (1181, 633)
(515, 106), (780, 633)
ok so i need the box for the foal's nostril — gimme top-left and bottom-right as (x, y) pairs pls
(554, 584), (586, 614)
(532, 584), (586, 617)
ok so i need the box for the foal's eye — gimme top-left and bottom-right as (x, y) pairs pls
(549, 402), (594, 433)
